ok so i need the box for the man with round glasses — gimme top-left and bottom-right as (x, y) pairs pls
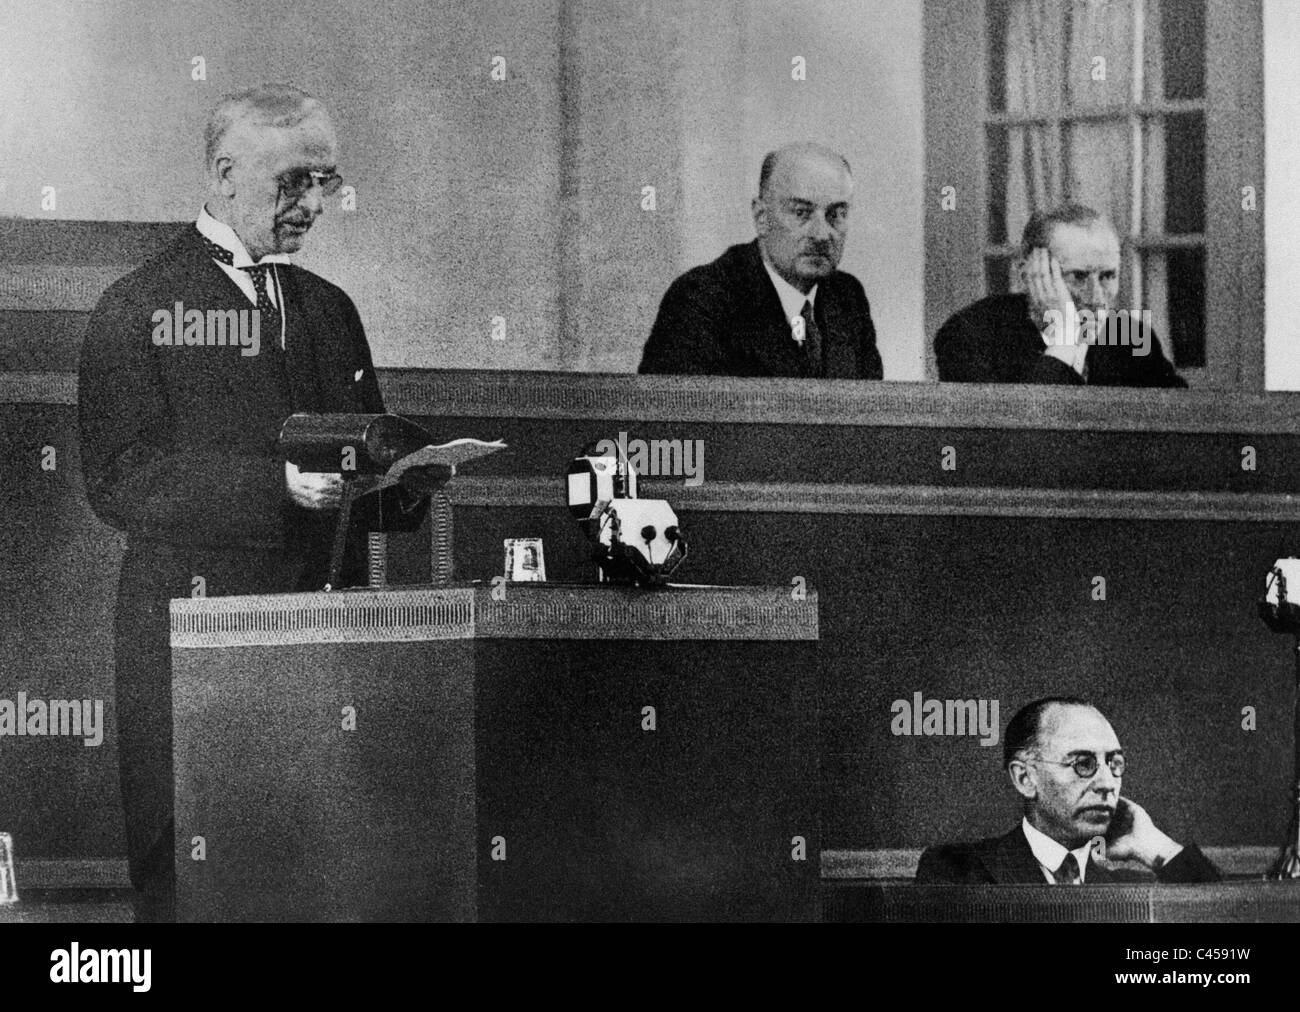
(915, 697), (1220, 884)
(78, 83), (422, 920)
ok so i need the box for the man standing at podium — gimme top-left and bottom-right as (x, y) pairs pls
(915, 697), (1220, 884)
(77, 84), (416, 919)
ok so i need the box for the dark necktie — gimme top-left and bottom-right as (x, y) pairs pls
(1053, 852), (1082, 885)
(801, 299), (823, 378)
(199, 233), (283, 342)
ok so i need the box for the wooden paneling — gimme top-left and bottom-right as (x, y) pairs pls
(4, 369), (1298, 871)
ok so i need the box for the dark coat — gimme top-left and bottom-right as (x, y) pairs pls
(915, 826), (1222, 884)
(77, 226), (419, 549)
(935, 293), (1187, 387)
(77, 227), (422, 888)
(638, 240), (883, 379)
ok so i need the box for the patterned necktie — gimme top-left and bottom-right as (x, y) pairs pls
(801, 299), (823, 378)
(199, 233), (283, 343)
(1053, 852), (1082, 885)
(242, 263), (282, 342)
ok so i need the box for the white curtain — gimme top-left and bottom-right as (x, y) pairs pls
(1002, 0), (1158, 241)
(1004, 0), (1064, 244)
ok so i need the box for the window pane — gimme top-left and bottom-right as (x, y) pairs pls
(1063, 119), (1131, 235)
(1152, 0), (1206, 101)
(1145, 248), (1205, 368)
(989, 124), (1061, 248)
(1164, 112), (1205, 234)
(1166, 246), (1205, 367)
(988, 0), (1010, 113)
(1141, 116), (1205, 236)
(1066, 0), (1135, 107)
(1142, 250), (1168, 356)
(1140, 115), (1167, 233)
(987, 126), (1009, 246)
(1144, 113), (1205, 235)
(1122, 246), (1143, 314)
(1000, 0), (1065, 114)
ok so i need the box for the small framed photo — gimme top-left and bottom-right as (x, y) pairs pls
(0, 832), (17, 904)
(504, 538), (546, 582)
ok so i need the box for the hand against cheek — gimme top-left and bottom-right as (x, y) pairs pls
(1024, 248), (1078, 344)
(1096, 796), (1183, 870)
(285, 460), (344, 510)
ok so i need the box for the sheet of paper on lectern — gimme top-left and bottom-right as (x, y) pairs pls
(366, 438), (507, 492)
(393, 438), (506, 471)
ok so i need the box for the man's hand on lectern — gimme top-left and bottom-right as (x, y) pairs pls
(285, 460), (344, 510)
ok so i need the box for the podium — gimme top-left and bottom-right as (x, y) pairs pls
(170, 583), (818, 921)
(826, 882), (1300, 922)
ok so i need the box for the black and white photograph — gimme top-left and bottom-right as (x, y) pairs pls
(0, 0), (1295, 991)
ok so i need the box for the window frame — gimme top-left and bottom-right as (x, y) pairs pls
(923, 0), (1264, 389)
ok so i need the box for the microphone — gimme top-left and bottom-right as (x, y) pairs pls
(566, 445), (686, 586)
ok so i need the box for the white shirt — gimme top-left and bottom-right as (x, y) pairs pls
(761, 255), (818, 344)
(1039, 309), (1089, 377)
(1022, 817), (1094, 884)
(196, 207), (289, 347)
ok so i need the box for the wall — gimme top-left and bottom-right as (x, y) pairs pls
(0, 0), (565, 370)
(7, 376), (1298, 873)
(668, 0), (927, 379)
(1264, 0), (1300, 389)
(6, 1), (1292, 384)
(0, 0), (926, 376)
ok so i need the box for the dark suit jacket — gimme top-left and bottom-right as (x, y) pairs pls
(638, 240), (883, 379)
(915, 827), (1222, 884)
(78, 226), (420, 551)
(935, 293), (1187, 387)
(77, 226), (423, 889)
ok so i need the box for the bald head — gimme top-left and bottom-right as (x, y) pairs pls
(752, 144), (854, 293)
(758, 143), (852, 200)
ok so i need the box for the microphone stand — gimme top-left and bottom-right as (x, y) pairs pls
(324, 477), (360, 593)
(1273, 633), (1300, 878)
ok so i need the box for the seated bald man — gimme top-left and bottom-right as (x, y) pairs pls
(638, 142), (884, 379)
(935, 204), (1186, 387)
(915, 697), (1220, 884)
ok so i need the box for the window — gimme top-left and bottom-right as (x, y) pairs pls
(924, 0), (1263, 388)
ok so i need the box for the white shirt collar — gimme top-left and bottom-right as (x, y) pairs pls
(1022, 817), (1094, 883)
(196, 206), (292, 268)
(760, 252), (818, 324)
